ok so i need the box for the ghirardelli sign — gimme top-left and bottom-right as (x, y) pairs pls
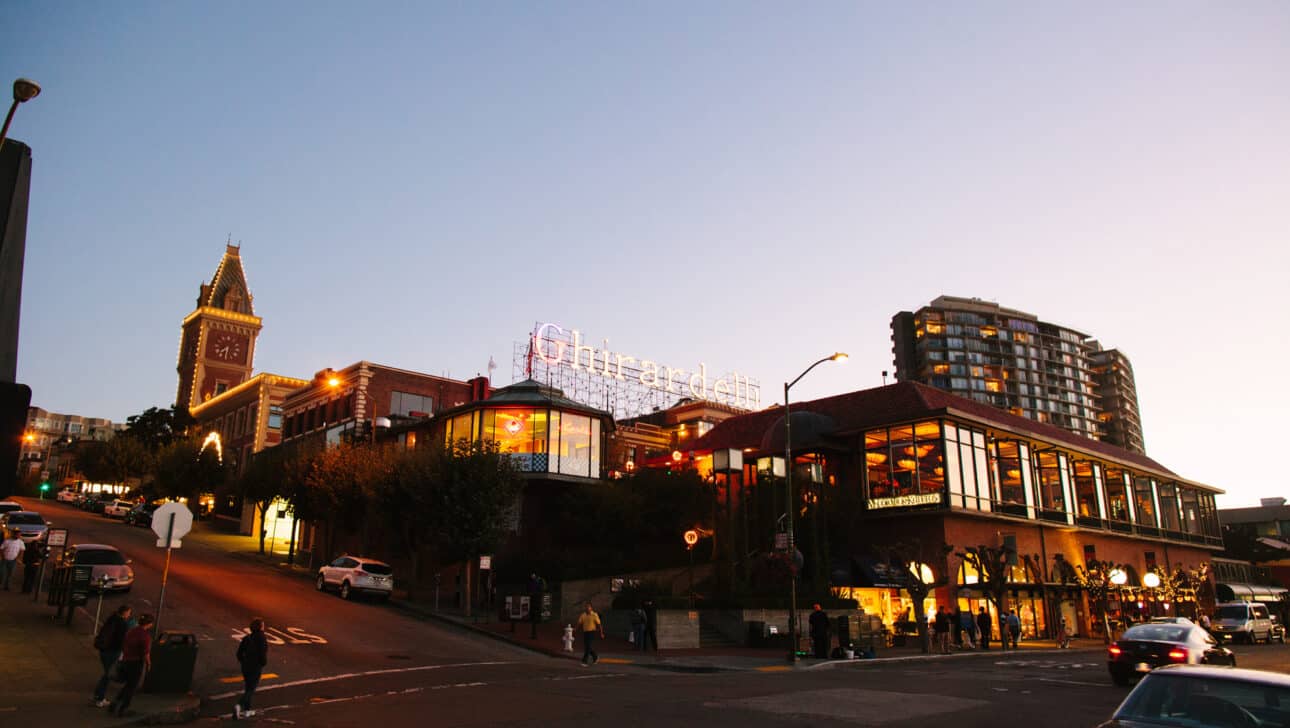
(528, 323), (761, 410)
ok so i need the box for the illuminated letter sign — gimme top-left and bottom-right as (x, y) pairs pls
(528, 323), (760, 410)
(866, 493), (943, 510)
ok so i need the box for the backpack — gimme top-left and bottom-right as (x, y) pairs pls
(236, 634), (250, 663)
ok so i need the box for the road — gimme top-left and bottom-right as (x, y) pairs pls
(18, 496), (1290, 726)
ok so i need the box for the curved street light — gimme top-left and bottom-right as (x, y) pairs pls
(783, 352), (847, 662)
(0, 78), (41, 150)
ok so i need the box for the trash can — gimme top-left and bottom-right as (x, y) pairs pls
(143, 631), (199, 693)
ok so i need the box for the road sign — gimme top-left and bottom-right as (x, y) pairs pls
(45, 527), (66, 547)
(152, 502), (193, 548)
(479, 555), (492, 570)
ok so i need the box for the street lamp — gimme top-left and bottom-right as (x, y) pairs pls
(0, 78), (41, 150)
(1143, 571), (1161, 618)
(783, 352), (847, 662)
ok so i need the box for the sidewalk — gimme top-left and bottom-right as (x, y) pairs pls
(0, 582), (200, 725)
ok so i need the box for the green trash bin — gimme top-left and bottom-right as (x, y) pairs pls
(143, 631), (199, 693)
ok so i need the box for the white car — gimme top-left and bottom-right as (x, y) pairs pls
(56, 488), (77, 503)
(102, 500), (135, 518)
(64, 544), (134, 592)
(0, 501), (21, 516)
(0, 511), (48, 542)
(316, 556), (394, 601)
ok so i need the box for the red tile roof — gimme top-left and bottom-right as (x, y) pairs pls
(690, 381), (1207, 486)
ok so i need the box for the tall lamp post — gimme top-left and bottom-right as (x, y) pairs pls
(0, 79), (41, 151)
(783, 352), (847, 662)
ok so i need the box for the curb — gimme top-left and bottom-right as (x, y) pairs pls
(805, 645), (1108, 670)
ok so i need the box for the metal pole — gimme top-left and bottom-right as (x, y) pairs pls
(785, 380), (797, 663)
(155, 513), (175, 636)
(94, 588), (105, 634)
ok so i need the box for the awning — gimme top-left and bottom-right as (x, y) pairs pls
(1216, 582), (1289, 603)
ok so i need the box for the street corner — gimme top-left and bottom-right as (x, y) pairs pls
(118, 692), (202, 726)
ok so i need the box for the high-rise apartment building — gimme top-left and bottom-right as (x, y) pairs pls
(891, 295), (1145, 453)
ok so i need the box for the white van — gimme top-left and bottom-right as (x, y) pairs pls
(1211, 602), (1274, 644)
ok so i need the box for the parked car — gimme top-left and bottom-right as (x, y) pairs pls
(1148, 617), (1194, 625)
(1271, 614), (1286, 644)
(1211, 602), (1275, 644)
(1099, 665), (1290, 727)
(124, 503), (159, 528)
(63, 544), (134, 592)
(56, 488), (78, 503)
(0, 510), (48, 542)
(102, 499), (135, 519)
(0, 501), (22, 516)
(316, 556), (394, 601)
(1108, 623), (1236, 686)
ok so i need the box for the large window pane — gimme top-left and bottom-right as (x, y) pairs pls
(558, 413), (592, 477)
(548, 411), (561, 473)
(889, 426), (916, 497)
(1181, 488), (1201, 534)
(865, 428), (892, 498)
(1034, 451), (1066, 513)
(1158, 482), (1181, 531)
(994, 440), (1026, 508)
(914, 421), (943, 496)
(1073, 460), (1102, 519)
(590, 419), (601, 477)
(1104, 467), (1131, 522)
(1133, 476), (1158, 528)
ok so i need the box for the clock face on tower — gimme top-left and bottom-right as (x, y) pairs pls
(208, 331), (247, 364)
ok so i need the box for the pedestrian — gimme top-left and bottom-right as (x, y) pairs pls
(643, 598), (659, 652)
(630, 603), (647, 651)
(93, 604), (132, 707)
(951, 606), (963, 648)
(1006, 609), (1021, 649)
(809, 603), (831, 659)
(235, 617), (270, 720)
(1, 529), (24, 590)
(959, 607), (978, 650)
(21, 535), (42, 593)
(1056, 615), (1071, 648)
(527, 573), (544, 639)
(108, 612), (153, 718)
(977, 607), (992, 650)
(577, 601), (603, 666)
(934, 606), (952, 654)
(1199, 612), (1212, 634)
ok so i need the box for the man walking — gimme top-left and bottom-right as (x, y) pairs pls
(630, 604), (647, 651)
(235, 617), (270, 720)
(808, 603), (831, 659)
(20, 534), (42, 593)
(1006, 609), (1022, 649)
(977, 607), (992, 650)
(1, 529), (24, 590)
(642, 599), (659, 652)
(93, 605), (132, 707)
(577, 601), (604, 666)
(109, 613), (153, 717)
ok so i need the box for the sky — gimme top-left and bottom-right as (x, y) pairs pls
(4, 2), (1288, 507)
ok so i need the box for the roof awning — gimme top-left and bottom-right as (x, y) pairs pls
(1216, 582), (1289, 603)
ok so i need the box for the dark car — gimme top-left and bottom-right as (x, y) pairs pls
(124, 503), (158, 528)
(1108, 623), (1235, 686)
(1099, 665), (1290, 727)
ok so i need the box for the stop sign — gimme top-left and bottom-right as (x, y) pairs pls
(152, 501), (194, 548)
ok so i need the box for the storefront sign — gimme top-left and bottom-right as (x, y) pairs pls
(529, 323), (761, 409)
(867, 493), (942, 510)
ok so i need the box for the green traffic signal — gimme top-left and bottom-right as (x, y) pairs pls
(39, 482), (50, 492)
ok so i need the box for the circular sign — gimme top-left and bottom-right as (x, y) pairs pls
(683, 529), (699, 546)
(152, 501), (194, 547)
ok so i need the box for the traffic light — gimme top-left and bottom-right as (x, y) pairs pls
(39, 481), (50, 498)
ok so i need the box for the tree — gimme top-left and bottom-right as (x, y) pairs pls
(306, 443), (394, 560)
(876, 538), (953, 654)
(124, 406), (193, 452)
(958, 543), (1018, 650)
(373, 446), (440, 600)
(428, 439), (523, 617)
(238, 447), (287, 554)
(1072, 558), (1125, 644)
(153, 435), (226, 504)
(78, 436), (151, 489)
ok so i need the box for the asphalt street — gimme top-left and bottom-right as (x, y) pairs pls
(19, 496), (1290, 726)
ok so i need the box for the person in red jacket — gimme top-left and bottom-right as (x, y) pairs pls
(109, 613), (153, 717)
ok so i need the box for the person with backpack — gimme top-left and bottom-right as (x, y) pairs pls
(235, 617), (270, 720)
(108, 613), (153, 717)
(92, 604), (132, 707)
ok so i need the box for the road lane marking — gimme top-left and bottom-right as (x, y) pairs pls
(755, 666), (793, 672)
(220, 673), (279, 683)
(1038, 677), (1109, 687)
(207, 661), (514, 700)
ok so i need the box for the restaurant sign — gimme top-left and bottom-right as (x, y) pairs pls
(867, 493), (943, 510)
(528, 323), (761, 409)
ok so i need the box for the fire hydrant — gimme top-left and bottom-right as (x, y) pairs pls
(562, 624), (575, 652)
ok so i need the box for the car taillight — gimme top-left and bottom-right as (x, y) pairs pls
(1108, 644), (1122, 657)
(1167, 648), (1187, 662)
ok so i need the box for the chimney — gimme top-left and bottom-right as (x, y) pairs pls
(1260, 497), (1287, 507)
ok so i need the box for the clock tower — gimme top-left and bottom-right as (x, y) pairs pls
(176, 244), (263, 412)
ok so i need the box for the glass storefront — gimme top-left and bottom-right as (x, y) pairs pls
(443, 405), (602, 478)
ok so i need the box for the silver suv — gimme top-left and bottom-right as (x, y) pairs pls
(316, 556), (394, 601)
(1211, 602), (1274, 644)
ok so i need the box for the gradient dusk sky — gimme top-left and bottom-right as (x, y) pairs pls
(4, 3), (1287, 507)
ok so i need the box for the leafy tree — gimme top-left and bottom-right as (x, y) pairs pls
(153, 435), (226, 504)
(278, 442), (324, 566)
(307, 443), (394, 559)
(238, 447), (287, 554)
(877, 538), (953, 654)
(77, 436), (151, 488)
(124, 406), (193, 451)
(373, 446), (441, 600)
(958, 543), (1018, 650)
(428, 439), (523, 617)
(1072, 558), (1126, 644)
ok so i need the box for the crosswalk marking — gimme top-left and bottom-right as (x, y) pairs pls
(220, 672), (279, 684)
